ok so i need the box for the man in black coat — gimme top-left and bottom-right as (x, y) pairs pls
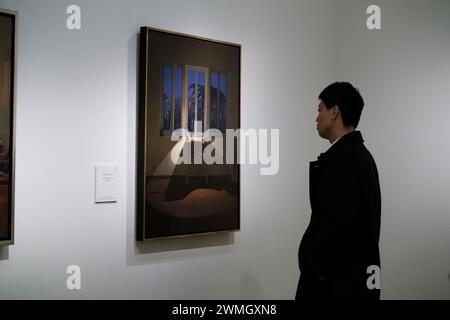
(296, 82), (381, 300)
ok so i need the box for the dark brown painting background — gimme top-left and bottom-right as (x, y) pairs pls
(137, 28), (240, 240)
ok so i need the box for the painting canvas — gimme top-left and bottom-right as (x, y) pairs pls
(137, 27), (240, 240)
(0, 10), (15, 246)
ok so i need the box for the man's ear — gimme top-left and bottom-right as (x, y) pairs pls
(331, 105), (340, 119)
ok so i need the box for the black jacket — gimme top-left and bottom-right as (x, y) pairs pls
(297, 131), (381, 300)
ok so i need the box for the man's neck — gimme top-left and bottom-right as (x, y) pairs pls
(328, 127), (355, 144)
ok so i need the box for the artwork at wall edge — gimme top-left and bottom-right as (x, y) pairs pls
(136, 27), (241, 240)
(0, 9), (16, 246)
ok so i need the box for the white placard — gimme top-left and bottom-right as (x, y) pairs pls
(95, 165), (118, 203)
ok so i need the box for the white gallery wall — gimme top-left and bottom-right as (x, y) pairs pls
(0, 0), (449, 300)
(0, 0), (338, 299)
(336, 0), (450, 299)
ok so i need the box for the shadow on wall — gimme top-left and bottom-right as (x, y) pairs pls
(0, 246), (8, 260)
(135, 231), (235, 254)
(239, 272), (266, 299)
(126, 232), (235, 266)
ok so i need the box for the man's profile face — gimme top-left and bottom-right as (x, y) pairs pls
(316, 101), (334, 140)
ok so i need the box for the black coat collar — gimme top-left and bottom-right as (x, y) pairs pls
(317, 131), (364, 162)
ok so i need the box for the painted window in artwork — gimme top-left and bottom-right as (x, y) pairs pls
(162, 65), (172, 131)
(210, 71), (228, 132)
(174, 67), (182, 130)
(187, 67), (206, 135)
(161, 64), (182, 134)
(161, 65), (216, 136)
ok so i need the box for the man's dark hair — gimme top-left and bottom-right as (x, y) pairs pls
(318, 82), (364, 128)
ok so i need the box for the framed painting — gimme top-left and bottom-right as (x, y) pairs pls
(0, 9), (16, 246)
(137, 27), (241, 240)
